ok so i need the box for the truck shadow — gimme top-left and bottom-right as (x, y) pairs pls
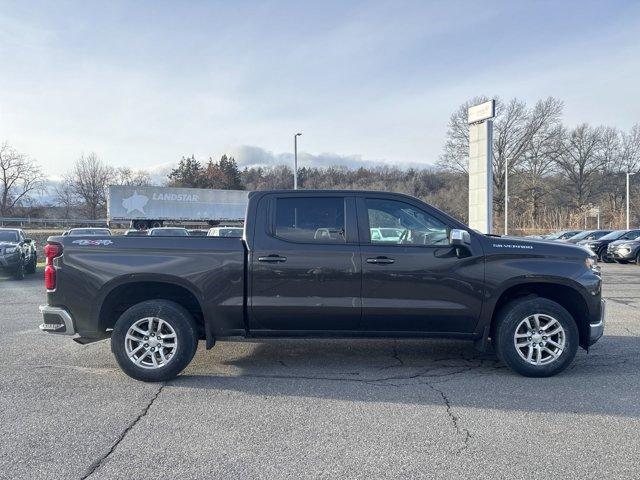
(0, 266), (43, 282)
(172, 334), (640, 418)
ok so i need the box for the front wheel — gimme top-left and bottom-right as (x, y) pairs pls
(26, 254), (37, 274)
(494, 297), (578, 377)
(13, 258), (25, 280)
(599, 249), (613, 263)
(111, 300), (199, 382)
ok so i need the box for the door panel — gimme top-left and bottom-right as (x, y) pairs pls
(359, 197), (484, 333)
(250, 195), (362, 331)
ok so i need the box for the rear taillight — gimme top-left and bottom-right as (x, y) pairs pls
(44, 243), (62, 290)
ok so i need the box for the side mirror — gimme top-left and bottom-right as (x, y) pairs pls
(24, 238), (33, 244)
(450, 229), (471, 247)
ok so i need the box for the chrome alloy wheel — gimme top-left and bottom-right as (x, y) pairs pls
(125, 317), (178, 369)
(513, 314), (566, 366)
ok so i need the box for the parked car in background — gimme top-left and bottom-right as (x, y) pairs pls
(187, 229), (208, 237)
(207, 226), (243, 237)
(124, 229), (148, 236)
(370, 227), (405, 243)
(0, 228), (37, 279)
(544, 230), (583, 241)
(64, 228), (112, 237)
(147, 227), (189, 237)
(608, 238), (640, 264)
(564, 230), (612, 244)
(579, 229), (640, 262)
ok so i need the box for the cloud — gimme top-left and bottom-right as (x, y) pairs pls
(229, 145), (424, 170)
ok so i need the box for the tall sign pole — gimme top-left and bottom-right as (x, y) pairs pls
(293, 132), (302, 190)
(468, 100), (495, 234)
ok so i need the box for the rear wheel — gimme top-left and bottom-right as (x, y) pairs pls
(111, 300), (199, 382)
(494, 297), (578, 377)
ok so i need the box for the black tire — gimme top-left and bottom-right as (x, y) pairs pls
(13, 258), (25, 280)
(598, 248), (612, 263)
(615, 259), (629, 264)
(111, 300), (199, 382)
(494, 297), (579, 377)
(26, 254), (37, 274)
(150, 220), (163, 228)
(134, 220), (149, 230)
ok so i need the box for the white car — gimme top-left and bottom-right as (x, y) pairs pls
(207, 227), (243, 238)
(147, 227), (189, 237)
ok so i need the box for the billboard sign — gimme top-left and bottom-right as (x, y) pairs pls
(467, 100), (495, 125)
(107, 185), (249, 221)
(467, 100), (495, 234)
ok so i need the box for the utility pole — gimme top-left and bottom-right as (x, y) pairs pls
(293, 132), (302, 189)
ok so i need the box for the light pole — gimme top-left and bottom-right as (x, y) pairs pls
(627, 171), (638, 230)
(293, 132), (302, 189)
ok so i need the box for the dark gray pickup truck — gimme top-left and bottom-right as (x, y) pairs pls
(40, 190), (605, 381)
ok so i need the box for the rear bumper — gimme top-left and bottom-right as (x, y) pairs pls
(39, 305), (76, 335)
(588, 300), (605, 346)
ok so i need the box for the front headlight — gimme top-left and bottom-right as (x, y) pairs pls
(4, 246), (18, 254)
(585, 256), (600, 275)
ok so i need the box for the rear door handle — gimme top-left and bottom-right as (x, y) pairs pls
(366, 256), (395, 264)
(258, 255), (287, 263)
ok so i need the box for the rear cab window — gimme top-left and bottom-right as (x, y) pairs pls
(274, 197), (346, 243)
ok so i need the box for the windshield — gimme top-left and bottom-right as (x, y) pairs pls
(621, 230), (640, 241)
(567, 231), (593, 241)
(600, 230), (626, 240)
(150, 229), (188, 236)
(69, 229), (111, 236)
(0, 231), (19, 242)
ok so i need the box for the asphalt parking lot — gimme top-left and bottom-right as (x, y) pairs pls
(1, 264), (639, 479)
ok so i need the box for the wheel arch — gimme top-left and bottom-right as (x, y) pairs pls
(488, 280), (591, 348)
(97, 276), (206, 340)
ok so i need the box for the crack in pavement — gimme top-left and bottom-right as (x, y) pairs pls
(424, 381), (472, 455)
(81, 383), (165, 479)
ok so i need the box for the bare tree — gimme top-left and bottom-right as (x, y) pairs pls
(64, 153), (114, 219)
(438, 97), (563, 216)
(438, 96), (489, 174)
(54, 178), (80, 218)
(554, 124), (606, 208)
(114, 167), (152, 186)
(0, 142), (45, 216)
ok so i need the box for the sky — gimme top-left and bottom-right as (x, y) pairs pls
(1, 0), (640, 179)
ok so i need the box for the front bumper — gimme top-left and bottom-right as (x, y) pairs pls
(609, 245), (638, 260)
(588, 300), (606, 346)
(0, 252), (20, 268)
(39, 305), (76, 335)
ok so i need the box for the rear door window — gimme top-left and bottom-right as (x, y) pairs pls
(275, 197), (345, 243)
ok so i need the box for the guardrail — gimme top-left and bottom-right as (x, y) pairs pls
(0, 217), (109, 228)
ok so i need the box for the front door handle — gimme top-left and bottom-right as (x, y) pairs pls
(366, 256), (395, 264)
(258, 254), (287, 263)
